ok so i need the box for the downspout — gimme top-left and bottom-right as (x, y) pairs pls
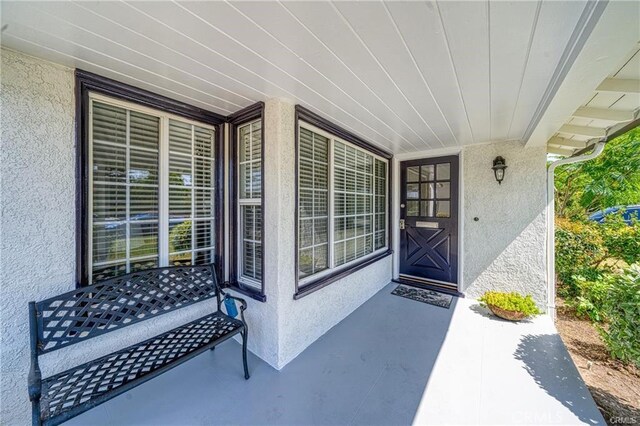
(546, 141), (606, 319)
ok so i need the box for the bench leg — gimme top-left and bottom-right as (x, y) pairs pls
(209, 346), (215, 351)
(241, 329), (250, 380)
(31, 399), (41, 426)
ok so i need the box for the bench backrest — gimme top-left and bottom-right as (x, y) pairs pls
(33, 265), (219, 354)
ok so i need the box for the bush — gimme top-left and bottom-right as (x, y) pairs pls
(478, 291), (541, 317)
(599, 264), (640, 368)
(555, 218), (607, 297)
(600, 213), (640, 266)
(169, 221), (192, 253)
(571, 276), (611, 322)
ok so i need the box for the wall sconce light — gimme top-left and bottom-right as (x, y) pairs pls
(492, 156), (507, 185)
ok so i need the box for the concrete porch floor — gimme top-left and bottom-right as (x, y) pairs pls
(68, 283), (604, 425)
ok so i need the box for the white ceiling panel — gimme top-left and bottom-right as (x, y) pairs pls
(507, 0), (588, 141)
(1, 0), (613, 154)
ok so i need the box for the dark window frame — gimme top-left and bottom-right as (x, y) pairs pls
(294, 106), (393, 300)
(75, 70), (226, 287)
(228, 102), (266, 302)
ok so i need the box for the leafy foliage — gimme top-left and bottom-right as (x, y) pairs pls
(169, 221), (191, 253)
(598, 265), (640, 368)
(555, 218), (607, 297)
(572, 276), (612, 322)
(599, 213), (640, 266)
(554, 128), (640, 219)
(478, 291), (541, 317)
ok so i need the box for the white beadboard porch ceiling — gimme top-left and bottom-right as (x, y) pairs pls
(0, 0), (608, 154)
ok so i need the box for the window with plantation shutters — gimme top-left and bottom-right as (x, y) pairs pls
(237, 119), (262, 287)
(168, 120), (216, 267)
(297, 123), (388, 285)
(88, 95), (217, 284)
(298, 128), (329, 278)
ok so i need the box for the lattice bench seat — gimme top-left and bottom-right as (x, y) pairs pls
(28, 265), (249, 426)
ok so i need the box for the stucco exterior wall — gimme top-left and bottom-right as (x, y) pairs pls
(0, 51), (394, 425)
(461, 141), (548, 308)
(236, 99), (392, 370)
(0, 48), (219, 425)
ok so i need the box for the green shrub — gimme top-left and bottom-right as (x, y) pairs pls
(571, 276), (611, 322)
(599, 264), (640, 368)
(478, 291), (541, 317)
(555, 218), (607, 297)
(600, 212), (640, 266)
(169, 221), (192, 253)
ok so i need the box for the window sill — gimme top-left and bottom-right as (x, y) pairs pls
(293, 249), (393, 300)
(225, 281), (266, 302)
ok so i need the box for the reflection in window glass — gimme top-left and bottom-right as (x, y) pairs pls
(436, 163), (450, 180)
(436, 182), (450, 199)
(407, 184), (419, 199)
(407, 201), (419, 216)
(436, 201), (451, 218)
(407, 166), (420, 182)
(421, 165), (435, 181)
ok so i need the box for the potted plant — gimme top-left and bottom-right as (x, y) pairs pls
(478, 291), (541, 321)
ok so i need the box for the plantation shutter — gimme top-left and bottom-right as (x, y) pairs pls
(89, 96), (217, 284)
(168, 119), (216, 266)
(297, 123), (388, 283)
(334, 141), (374, 266)
(91, 101), (160, 282)
(238, 120), (262, 285)
(298, 127), (329, 278)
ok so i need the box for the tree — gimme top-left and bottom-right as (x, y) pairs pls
(554, 127), (640, 219)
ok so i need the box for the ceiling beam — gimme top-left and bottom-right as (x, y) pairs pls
(548, 137), (588, 149)
(573, 107), (637, 122)
(558, 124), (607, 138)
(547, 146), (575, 156)
(596, 78), (640, 94)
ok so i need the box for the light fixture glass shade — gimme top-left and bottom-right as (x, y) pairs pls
(491, 156), (507, 184)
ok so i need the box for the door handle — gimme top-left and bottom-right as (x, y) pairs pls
(400, 219), (405, 230)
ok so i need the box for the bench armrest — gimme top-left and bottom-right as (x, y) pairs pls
(216, 283), (248, 323)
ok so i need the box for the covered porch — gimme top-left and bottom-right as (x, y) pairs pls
(67, 283), (603, 425)
(2, 0), (639, 424)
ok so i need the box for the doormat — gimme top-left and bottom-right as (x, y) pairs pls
(391, 284), (453, 309)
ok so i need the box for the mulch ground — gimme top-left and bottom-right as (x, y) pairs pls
(556, 300), (640, 425)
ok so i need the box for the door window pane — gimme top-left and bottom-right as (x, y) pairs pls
(436, 182), (450, 199)
(436, 163), (450, 180)
(407, 201), (419, 216)
(421, 183), (435, 200)
(407, 166), (419, 182)
(421, 165), (435, 181)
(421, 200), (435, 217)
(436, 201), (451, 218)
(406, 184), (419, 199)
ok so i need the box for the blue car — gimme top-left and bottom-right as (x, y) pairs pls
(588, 205), (640, 225)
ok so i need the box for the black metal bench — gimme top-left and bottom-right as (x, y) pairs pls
(27, 265), (249, 426)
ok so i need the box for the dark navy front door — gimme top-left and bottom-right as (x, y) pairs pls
(399, 156), (459, 288)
